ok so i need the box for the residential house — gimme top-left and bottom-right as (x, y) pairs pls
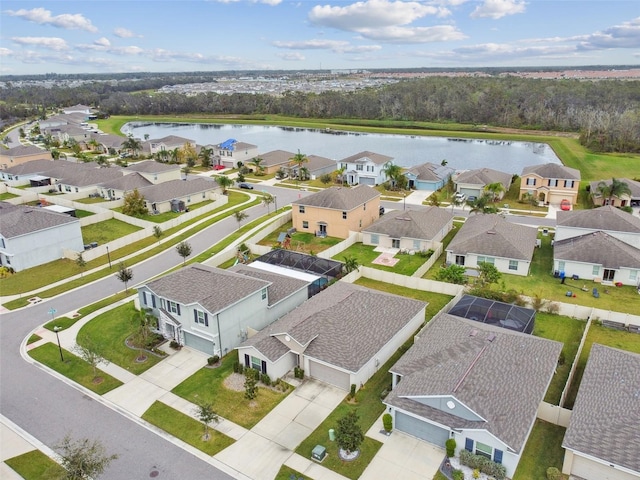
(143, 135), (196, 156)
(562, 344), (640, 480)
(237, 282), (426, 389)
(0, 145), (52, 170)
(62, 104), (94, 115)
(455, 168), (512, 200)
(362, 207), (453, 252)
(555, 206), (640, 249)
(338, 150), (393, 186)
(138, 178), (221, 214)
(0, 159), (63, 185)
(137, 263), (309, 356)
(519, 163), (581, 206)
(211, 139), (259, 169)
(38, 113), (86, 130)
(446, 214), (538, 276)
(291, 185), (381, 239)
(404, 162), (454, 191)
(88, 133), (127, 154)
(291, 154), (336, 180)
(125, 160), (182, 184)
(99, 173), (153, 201)
(43, 124), (93, 145)
(249, 150), (295, 175)
(54, 164), (124, 195)
(553, 231), (640, 286)
(589, 178), (640, 207)
(384, 313), (562, 479)
(0, 202), (84, 271)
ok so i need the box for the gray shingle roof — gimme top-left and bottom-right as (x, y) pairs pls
(405, 162), (454, 182)
(522, 163), (581, 180)
(2, 159), (58, 175)
(305, 154), (336, 173)
(589, 178), (640, 199)
(145, 264), (270, 314)
(241, 282), (426, 371)
(0, 202), (80, 238)
(363, 207), (453, 241)
(447, 214), (538, 261)
(0, 145), (50, 157)
(228, 264), (309, 306)
(563, 344), (640, 473)
(58, 166), (124, 187)
(292, 185), (380, 211)
(126, 160), (181, 174)
(138, 178), (219, 203)
(251, 150), (296, 167)
(386, 313), (562, 453)
(339, 150), (393, 165)
(556, 205), (640, 233)
(100, 172), (153, 191)
(554, 231), (640, 269)
(455, 168), (512, 188)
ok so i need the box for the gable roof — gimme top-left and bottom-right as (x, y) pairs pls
(563, 344), (640, 474)
(251, 150), (296, 167)
(386, 313), (562, 453)
(556, 205), (640, 233)
(228, 264), (309, 306)
(144, 264), (270, 314)
(363, 207), (453, 241)
(100, 172), (153, 192)
(241, 282), (426, 371)
(138, 178), (219, 203)
(2, 159), (58, 176)
(522, 163), (581, 180)
(0, 202), (79, 238)
(589, 178), (640, 199)
(149, 135), (195, 146)
(126, 160), (181, 174)
(305, 154), (336, 173)
(58, 165), (124, 187)
(292, 185), (380, 211)
(340, 150), (393, 165)
(455, 168), (512, 188)
(405, 162), (454, 182)
(0, 145), (51, 158)
(447, 214), (538, 261)
(554, 231), (640, 269)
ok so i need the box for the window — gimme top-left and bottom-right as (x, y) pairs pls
(392, 238), (400, 248)
(299, 205), (305, 213)
(250, 355), (266, 373)
(356, 164), (363, 171)
(630, 270), (638, 282)
(0, 238), (4, 248)
(261, 288), (267, 300)
(363, 203), (366, 211)
(167, 301), (180, 315)
(548, 179), (558, 187)
(477, 256), (495, 265)
(342, 211), (347, 219)
(526, 178), (536, 186)
(367, 165), (374, 172)
(455, 255), (465, 266)
(194, 310), (208, 326)
(65, 185), (71, 192)
(592, 265), (600, 276)
(371, 234), (379, 245)
(475, 441), (492, 459)
(202, 192), (206, 199)
(359, 219), (362, 228)
(509, 260), (518, 271)
(564, 180), (574, 188)
(558, 261), (565, 272)
(302, 221), (309, 229)
(413, 240), (421, 250)
(142, 292), (148, 305)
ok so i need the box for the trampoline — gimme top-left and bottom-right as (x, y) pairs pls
(448, 295), (536, 334)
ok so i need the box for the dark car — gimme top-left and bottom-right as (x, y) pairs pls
(238, 182), (254, 190)
(379, 206), (385, 215)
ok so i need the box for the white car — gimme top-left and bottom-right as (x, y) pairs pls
(454, 193), (466, 202)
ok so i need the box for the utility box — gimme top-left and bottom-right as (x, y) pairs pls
(311, 445), (327, 462)
(329, 429), (335, 441)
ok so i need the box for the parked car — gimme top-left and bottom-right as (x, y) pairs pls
(379, 206), (385, 215)
(213, 164), (225, 170)
(560, 199), (571, 211)
(238, 182), (254, 190)
(467, 195), (477, 203)
(454, 192), (466, 202)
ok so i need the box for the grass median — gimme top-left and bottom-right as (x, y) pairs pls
(4, 450), (65, 480)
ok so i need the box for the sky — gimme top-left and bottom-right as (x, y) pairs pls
(1, 1), (639, 75)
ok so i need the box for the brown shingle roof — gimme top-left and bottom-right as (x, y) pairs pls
(363, 207), (453, 241)
(138, 178), (219, 202)
(0, 145), (50, 157)
(292, 185), (380, 211)
(455, 168), (512, 188)
(563, 344), (640, 474)
(386, 313), (562, 453)
(0, 202), (79, 238)
(127, 160), (181, 174)
(554, 231), (640, 269)
(305, 154), (336, 173)
(556, 206), (640, 233)
(339, 150), (393, 165)
(447, 214), (538, 261)
(251, 150), (296, 167)
(228, 264), (309, 306)
(522, 163), (581, 180)
(100, 172), (153, 191)
(589, 178), (640, 199)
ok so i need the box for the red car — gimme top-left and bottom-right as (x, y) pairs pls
(213, 165), (225, 171)
(560, 199), (571, 211)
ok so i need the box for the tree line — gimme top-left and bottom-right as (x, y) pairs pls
(2, 76), (639, 153)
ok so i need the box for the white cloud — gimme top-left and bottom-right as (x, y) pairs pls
(578, 16), (640, 50)
(0, 47), (14, 56)
(11, 37), (69, 51)
(113, 27), (142, 38)
(309, 0), (449, 31)
(277, 52), (305, 61)
(94, 37), (111, 48)
(273, 39), (383, 53)
(357, 24), (466, 43)
(5, 7), (97, 32)
(470, 0), (526, 20)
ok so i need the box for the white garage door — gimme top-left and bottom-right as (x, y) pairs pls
(359, 177), (375, 186)
(572, 455), (638, 480)
(308, 360), (350, 390)
(395, 412), (449, 447)
(183, 332), (214, 355)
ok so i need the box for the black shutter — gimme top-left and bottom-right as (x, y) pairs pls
(151, 295), (156, 308)
(193, 310), (198, 323)
(204, 313), (209, 327)
(244, 354), (250, 368)
(142, 292), (147, 305)
(261, 360), (267, 374)
(177, 304), (181, 315)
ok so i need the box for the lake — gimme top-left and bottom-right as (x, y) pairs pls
(123, 122), (560, 173)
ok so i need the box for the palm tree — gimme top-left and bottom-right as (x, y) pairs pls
(342, 256), (360, 274)
(169, 148), (181, 164)
(215, 175), (233, 194)
(335, 165), (347, 185)
(199, 146), (213, 168)
(122, 135), (142, 157)
(262, 193), (275, 213)
(381, 162), (403, 190)
(484, 182), (506, 202)
(469, 194), (493, 214)
(289, 150), (308, 183)
(596, 178), (632, 206)
(299, 166), (310, 182)
(155, 149), (170, 163)
(233, 210), (249, 230)
(250, 157), (265, 176)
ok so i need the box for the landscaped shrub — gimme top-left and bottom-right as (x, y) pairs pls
(452, 469), (464, 480)
(169, 340), (181, 349)
(349, 384), (356, 399)
(445, 438), (456, 457)
(546, 302), (560, 314)
(261, 373), (271, 386)
(459, 450), (506, 480)
(294, 366), (304, 379)
(207, 355), (220, 366)
(382, 413), (392, 432)
(546, 466), (562, 480)
(472, 469), (480, 479)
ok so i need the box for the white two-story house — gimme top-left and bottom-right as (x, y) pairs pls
(338, 151), (393, 186)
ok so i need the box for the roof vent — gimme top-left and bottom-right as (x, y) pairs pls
(487, 333), (497, 342)
(446, 400), (456, 410)
(469, 329), (478, 337)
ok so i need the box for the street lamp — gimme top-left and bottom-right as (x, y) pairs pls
(53, 326), (64, 362)
(403, 193), (406, 211)
(274, 195), (278, 213)
(106, 245), (112, 269)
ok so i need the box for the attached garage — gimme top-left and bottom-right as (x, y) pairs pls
(570, 456), (639, 480)
(308, 360), (350, 390)
(183, 331), (214, 355)
(459, 187), (481, 198)
(359, 177), (376, 186)
(395, 412), (449, 447)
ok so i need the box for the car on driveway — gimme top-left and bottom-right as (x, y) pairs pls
(213, 164), (225, 170)
(238, 182), (253, 189)
(560, 199), (571, 211)
(379, 206), (385, 215)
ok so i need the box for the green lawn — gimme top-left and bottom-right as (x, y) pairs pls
(274, 465), (309, 480)
(172, 354), (291, 429)
(532, 313), (585, 405)
(113, 200), (212, 223)
(76, 301), (165, 375)
(74, 209), (94, 218)
(43, 291), (133, 332)
(258, 223), (342, 255)
(27, 333), (41, 345)
(564, 322), (640, 408)
(422, 224), (461, 280)
(142, 401), (235, 456)
(28, 343), (123, 395)
(513, 420), (566, 480)
(0, 192), (19, 200)
(81, 218), (142, 244)
(4, 450), (66, 480)
(336, 242), (432, 276)
(75, 196), (110, 204)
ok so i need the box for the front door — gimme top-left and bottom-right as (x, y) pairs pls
(603, 269), (615, 282)
(319, 224), (327, 235)
(455, 255), (465, 266)
(392, 238), (400, 248)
